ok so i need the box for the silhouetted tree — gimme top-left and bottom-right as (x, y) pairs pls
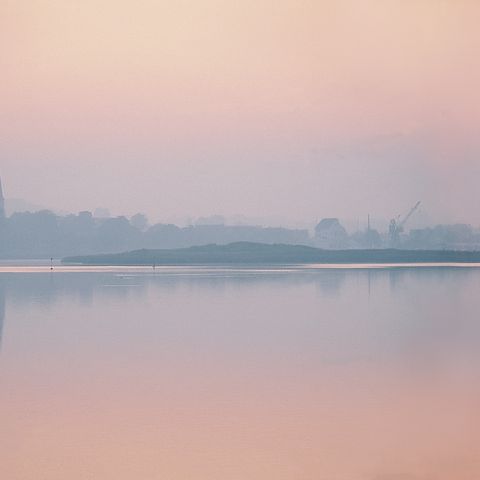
(130, 213), (149, 231)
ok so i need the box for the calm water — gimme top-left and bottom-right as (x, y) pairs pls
(1, 266), (480, 480)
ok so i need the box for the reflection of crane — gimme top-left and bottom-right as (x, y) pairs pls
(389, 201), (421, 245)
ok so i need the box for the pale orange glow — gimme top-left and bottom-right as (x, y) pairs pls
(1, 268), (480, 478)
(2, 1), (479, 143)
(2, 360), (480, 479)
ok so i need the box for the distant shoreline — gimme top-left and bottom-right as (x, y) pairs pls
(62, 242), (480, 266)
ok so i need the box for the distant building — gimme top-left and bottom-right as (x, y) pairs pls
(195, 215), (225, 226)
(314, 218), (348, 249)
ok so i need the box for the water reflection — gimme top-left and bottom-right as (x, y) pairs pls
(0, 267), (479, 364)
(0, 267), (479, 480)
(0, 279), (4, 351)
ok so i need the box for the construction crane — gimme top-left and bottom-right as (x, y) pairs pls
(389, 201), (421, 245)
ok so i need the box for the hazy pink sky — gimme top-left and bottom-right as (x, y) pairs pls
(1, 0), (479, 225)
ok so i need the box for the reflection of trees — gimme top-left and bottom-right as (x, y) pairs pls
(2, 272), (147, 308)
(0, 279), (4, 351)
(1, 267), (479, 365)
(313, 270), (347, 296)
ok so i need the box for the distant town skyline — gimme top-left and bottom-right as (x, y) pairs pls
(0, 181), (433, 232)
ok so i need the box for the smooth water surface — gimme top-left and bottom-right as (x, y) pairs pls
(1, 266), (480, 479)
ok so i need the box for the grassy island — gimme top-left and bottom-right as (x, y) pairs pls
(62, 242), (480, 266)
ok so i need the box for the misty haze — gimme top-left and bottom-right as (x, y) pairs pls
(1, 1), (480, 479)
